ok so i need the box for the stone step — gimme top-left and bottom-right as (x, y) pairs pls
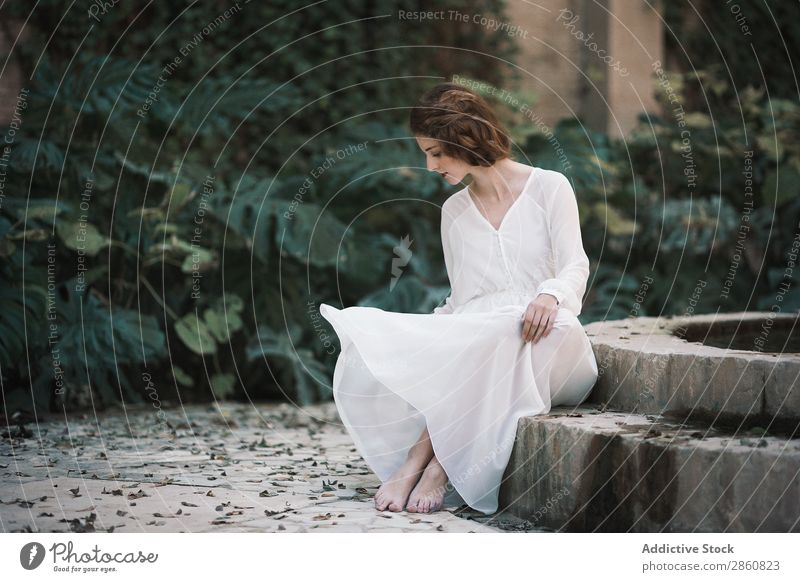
(584, 311), (800, 431)
(497, 405), (800, 532)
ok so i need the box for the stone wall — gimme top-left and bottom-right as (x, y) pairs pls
(505, 0), (665, 139)
(0, 4), (666, 137)
(0, 19), (27, 126)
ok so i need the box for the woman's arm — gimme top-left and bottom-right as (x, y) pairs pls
(432, 204), (456, 314)
(535, 173), (590, 316)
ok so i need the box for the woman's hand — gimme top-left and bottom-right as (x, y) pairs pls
(520, 293), (559, 343)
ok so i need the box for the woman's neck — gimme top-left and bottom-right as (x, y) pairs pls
(467, 159), (528, 203)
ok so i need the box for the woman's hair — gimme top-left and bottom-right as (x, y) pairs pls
(409, 82), (511, 167)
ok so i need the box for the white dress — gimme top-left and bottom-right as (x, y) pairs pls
(319, 166), (599, 515)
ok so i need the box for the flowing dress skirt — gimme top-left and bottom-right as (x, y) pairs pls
(319, 299), (598, 514)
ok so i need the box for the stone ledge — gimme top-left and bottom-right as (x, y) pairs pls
(584, 311), (800, 427)
(498, 405), (800, 532)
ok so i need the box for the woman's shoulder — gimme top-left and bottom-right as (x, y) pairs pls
(531, 167), (571, 189)
(529, 167), (575, 207)
(440, 187), (470, 223)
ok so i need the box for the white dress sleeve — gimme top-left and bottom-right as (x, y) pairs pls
(535, 173), (591, 315)
(433, 203), (456, 315)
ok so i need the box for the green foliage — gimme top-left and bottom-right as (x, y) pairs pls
(523, 69), (799, 322)
(3, 0), (795, 416)
(14, 284), (167, 413)
(246, 324), (330, 404)
(0, 0), (517, 413)
(663, 0), (800, 102)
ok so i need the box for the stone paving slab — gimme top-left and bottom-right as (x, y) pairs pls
(0, 401), (537, 533)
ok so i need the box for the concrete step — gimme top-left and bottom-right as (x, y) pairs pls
(584, 312), (800, 431)
(498, 405), (800, 532)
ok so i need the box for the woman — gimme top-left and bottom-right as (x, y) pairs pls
(319, 83), (598, 515)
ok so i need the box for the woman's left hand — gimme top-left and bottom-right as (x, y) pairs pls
(520, 293), (559, 343)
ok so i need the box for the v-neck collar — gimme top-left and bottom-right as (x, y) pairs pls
(464, 166), (537, 233)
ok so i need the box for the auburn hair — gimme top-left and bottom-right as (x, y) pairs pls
(409, 82), (512, 167)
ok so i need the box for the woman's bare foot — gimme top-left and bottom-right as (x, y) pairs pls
(406, 455), (449, 513)
(374, 456), (427, 512)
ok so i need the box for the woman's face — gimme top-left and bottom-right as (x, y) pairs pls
(415, 136), (471, 184)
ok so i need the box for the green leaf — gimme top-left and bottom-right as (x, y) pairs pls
(223, 293), (244, 313)
(0, 216), (11, 239)
(683, 112), (713, 129)
(25, 203), (63, 220)
(210, 373), (235, 399)
(202, 293), (244, 343)
(593, 202), (638, 236)
(181, 246), (215, 273)
(756, 134), (783, 161)
(172, 365), (194, 387)
(56, 220), (109, 255)
(203, 308), (229, 343)
(153, 222), (179, 235)
(166, 182), (193, 211)
(175, 312), (217, 355)
(275, 202), (350, 267)
(763, 165), (800, 207)
(0, 239), (15, 257)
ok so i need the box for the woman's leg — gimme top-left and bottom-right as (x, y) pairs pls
(407, 426), (435, 464)
(533, 310), (599, 407)
(405, 452), (450, 513)
(374, 426), (434, 511)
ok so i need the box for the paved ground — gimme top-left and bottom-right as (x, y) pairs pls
(1, 401), (541, 533)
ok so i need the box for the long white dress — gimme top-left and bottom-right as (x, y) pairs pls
(319, 166), (599, 515)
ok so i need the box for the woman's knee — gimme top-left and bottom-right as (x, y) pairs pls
(543, 309), (585, 346)
(540, 311), (598, 404)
